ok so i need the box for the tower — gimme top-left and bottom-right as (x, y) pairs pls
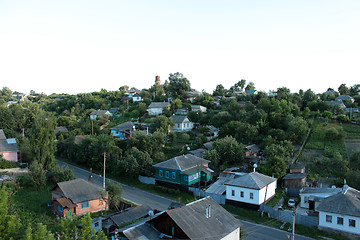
(155, 75), (161, 85)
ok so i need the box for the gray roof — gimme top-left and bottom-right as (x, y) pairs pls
(0, 139), (19, 152)
(300, 187), (342, 195)
(166, 197), (241, 240)
(52, 178), (103, 203)
(153, 154), (210, 172)
(123, 223), (162, 240)
(283, 173), (307, 180)
(188, 148), (206, 157)
(325, 100), (345, 108)
(111, 121), (135, 131)
(225, 171), (277, 190)
(290, 163), (306, 169)
(317, 186), (360, 217)
(203, 142), (213, 150)
(335, 95), (354, 101)
(0, 130), (6, 140)
(110, 205), (152, 227)
(171, 115), (191, 124)
(55, 126), (69, 134)
(324, 89), (338, 95)
(90, 110), (111, 116)
(148, 102), (170, 109)
(245, 144), (260, 153)
(206, 172), (244, 195)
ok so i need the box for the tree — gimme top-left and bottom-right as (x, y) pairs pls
(350, 84), (360, 96)
(30, 110), (57, 170)
(170, 98), (182, 113)
(302, 89), (317, 108)
(28, 160), (47, 188)
(213, 84), (225, 96)
(338, 83), (350, 95)
(0, 187), (20, 240)
(286, 116), (309, 143)
(167, 72), (191, 99)
(106, 181), (122, 210)
(151, 115), (174, 134)
(219, 121), (258, 144)
(268, 155), (287, 178)
(245, 82), (255, 90)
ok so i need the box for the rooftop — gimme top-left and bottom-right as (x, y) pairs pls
(153, 154), (210, 172)
(225, 171), (277, 190)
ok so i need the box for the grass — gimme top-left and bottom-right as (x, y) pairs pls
(343, 123), (360, 139)
(266, 188), (286, 207)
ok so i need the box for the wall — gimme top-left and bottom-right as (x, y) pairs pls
(319, 211), (360, 235)
(75, 197), (107, 216)
(258, 181), (277, 204)
(226, 186), (261, 205)
(1, 152), (18, 162)
(221, 227), (240, 240)
(148, 108), (163, 116)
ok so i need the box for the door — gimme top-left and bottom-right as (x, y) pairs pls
(309, 200), (315, 211)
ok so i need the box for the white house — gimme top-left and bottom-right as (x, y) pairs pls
(299, 187), (341, 211)
(317, 186), (360, 237)
(132, 93), (142, 102)
(191, 105), (207, 113)
(147, 102), (170, 116)
(225, 171), (277, 208)
(171, 115), (193, 132)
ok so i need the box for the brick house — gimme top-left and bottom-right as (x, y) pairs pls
(51, 178), (108, 218)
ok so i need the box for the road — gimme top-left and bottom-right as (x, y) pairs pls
(57, 160), (314, 240)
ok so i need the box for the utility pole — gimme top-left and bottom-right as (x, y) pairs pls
(198, 163), (201, 197)
(91, 119), (94, 135)
(103, 152), (106, 190)
(291, 207), (296, 240)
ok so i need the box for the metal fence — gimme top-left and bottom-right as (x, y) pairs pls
(188, 187), (226, 205)
(260, 205), (319, 227)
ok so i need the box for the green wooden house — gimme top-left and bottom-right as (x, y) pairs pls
(153, 154), (213, 190)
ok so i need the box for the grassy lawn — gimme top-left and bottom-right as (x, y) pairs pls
(11, 183), (57, 226)
(343, 123), (360, 139)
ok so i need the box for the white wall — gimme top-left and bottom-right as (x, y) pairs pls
(148, 108), (162, 116)
(319, 211), (360, 235)
(221, 227), (240, 240)
(258, 181), (277, 204)
(173, 122), (194, 132)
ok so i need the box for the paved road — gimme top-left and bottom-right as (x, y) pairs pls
(57, 160), (314, 240)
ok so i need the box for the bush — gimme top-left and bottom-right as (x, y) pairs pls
(336, 114), (350, 123)
(28, 161), (47, 188)
(0, 158), (19, 169)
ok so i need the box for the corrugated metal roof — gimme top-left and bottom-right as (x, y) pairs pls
(123, 223), (162, 240)
(225, 172), (276, 190)
(171, 115), (190, 124)
(110, 205), (152, 227)
(56, 197), (77, 208)
(0, 139), (19, 152)
(166, 197), (241, 240)
(111, 121), (135, 131)
(283, 173), (307, 180)
(153, 154), (210, 172)
(148, 102), (170, 108)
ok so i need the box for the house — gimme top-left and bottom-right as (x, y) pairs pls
(335, 95), (355, 103)
(121, 96), (131, 104)
(125, 89), (141, 98)
(203, 125), (219, 139)
(186, 89), (201, 103)
(153, 154), (213, 190)
(299, 187), (341, 211)
(290, 163), (306, 173)
(132, 93), (142, 102)
(0, 129), (19, 162)
(102, 205), (153, 235)
(225, 171), (277, 209)
(90, 110), (112, 120)
(149, 197), (241, 240)
(323, 89), (338, 96)
(191, 105), (207, 113)
(109, 107), (120, 116)
(174, 108), (188, 115)
(147, 102), (170, 116)
(325, 100), (346, 112)
(245, 90), (258, 95)
(110, 122), (136, 140)
(317, 185), (360, 237)
(51, 178), (108, 218)
(283, 173), (307, 196)
(244, 144), (260, 158)
(171, 115), (193, 132)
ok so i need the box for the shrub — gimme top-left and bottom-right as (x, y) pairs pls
(0, 158), (19, 169)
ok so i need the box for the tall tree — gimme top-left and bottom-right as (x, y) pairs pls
(338, 83), (350, 95)
(245, 82), (255, 90)
(167, 72), (191, 99)
(29, 110), (57, 170)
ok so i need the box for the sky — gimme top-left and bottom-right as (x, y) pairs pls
(0, 0), (359, 95)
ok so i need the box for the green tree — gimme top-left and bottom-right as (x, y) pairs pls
(213, 84), (225, 96)
(30, 110), (57, 170)
(245, 82), (255, 90)
(0, 187), (20, 240)
(151, 115), (174, 134)
(28, 160), (47, 188)
(268, 155), (287, 178)
(219, 121), (258, 144)
(106, 181), (122, 210)
(167, 72), (191, 99)
(338, 83), (350, 95)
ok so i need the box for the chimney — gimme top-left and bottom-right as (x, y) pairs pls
(155, 75), (161, 85)
(206, 205), (211, 218)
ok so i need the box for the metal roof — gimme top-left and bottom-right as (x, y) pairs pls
(0, 139), (19, 152)
(317, 186), (360, 217)
(123, 223), (163, 240)
(166, 197), (241, 240)
(110, 205), (152, 227)
(225, 171), (277, 190)
(171, 115), (191, 124)
(55, 197), (77, 208)
(153, 154), (210, 172)
(148, 102), (170, 109)
(111, 121), (135, 131)
(0, 130), (6, 140)
(52, 178), (103, 204)
(283, 173), (307, 180)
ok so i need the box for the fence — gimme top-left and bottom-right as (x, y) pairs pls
(260, 205), (319, 227)
(188, 187), (226, 205)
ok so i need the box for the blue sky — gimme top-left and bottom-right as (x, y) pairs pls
(0, 0), (359, 94)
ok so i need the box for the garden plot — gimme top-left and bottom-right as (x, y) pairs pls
(345, 139), (360, 158)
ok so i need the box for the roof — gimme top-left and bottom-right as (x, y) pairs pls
(300, 187), (342, 195)
(0, 139), (19, 152)
(52, 178), (104, 204)
(290, 163), (306, 169)
(90, 110), (112, 116)
(335, 95), (354, 101)
(325, 100), (346, 108)
(324, 89), (338, 95)
(148, 102), (170, 109)
(132, 93), (141, 98)
(171, 115), (191, 124)
(283, 173), (307, 180)
(225, 171), (277, 190)
(188, 148), (206, 158)
(111, 121), (135, 131)
(245, 144), (260, 153)
(317, 186), (360, 217)
(0, 130), (6, 140)
(153, 154), (210, 172)
(122, 223), (162, 240)
(245, 90), (257, 95)
(191, 105), (206, 111)
(165, 197), (241, 240)
(203, 142), (213, 150)
(110, 205), (152, 227)
(206, 172), (244, 195)
(55, 197), (77, 208)
(55, 126), (69, 134)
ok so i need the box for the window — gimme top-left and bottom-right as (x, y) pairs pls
(172, 172), (176, 179)
(231, 190), (235, 196)
(326, 215), (332, 223)
(184, 176), (188, 181)
(165, 171), (169, 178)
(304, 197), (309, 203)
(349, 219), (356, 227)
(81, 201), (89, 209)
(67, 209), (72, 217)
(57, 205), (63, 212)
(94, 222), (99, 227)
(250, 192), (254, 199)
(159, 170), (163, 177)
(240, 191), (244, 198)
(337, 217), (344, 225)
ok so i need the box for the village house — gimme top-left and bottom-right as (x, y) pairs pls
(225, 171), (277, 209)
(51, 178), (108, 218)
(317, 185), (360, 238)
(153, 154), (213, 191)
(186, 89), (201, 103)
(147, 102), (170, 116)
(191, 105), (207, 113)
(119, 197), (241, 240)
(171, 115), (193, 132)
(283, 164), (307, 196)
(89, 110), (113, 120)
(0, 129), (19, 162)
(299, 187), (341, 211)
(335, 95), (355, 103)
(110, 121), (136, 140)
(132, 93), (142, 102)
